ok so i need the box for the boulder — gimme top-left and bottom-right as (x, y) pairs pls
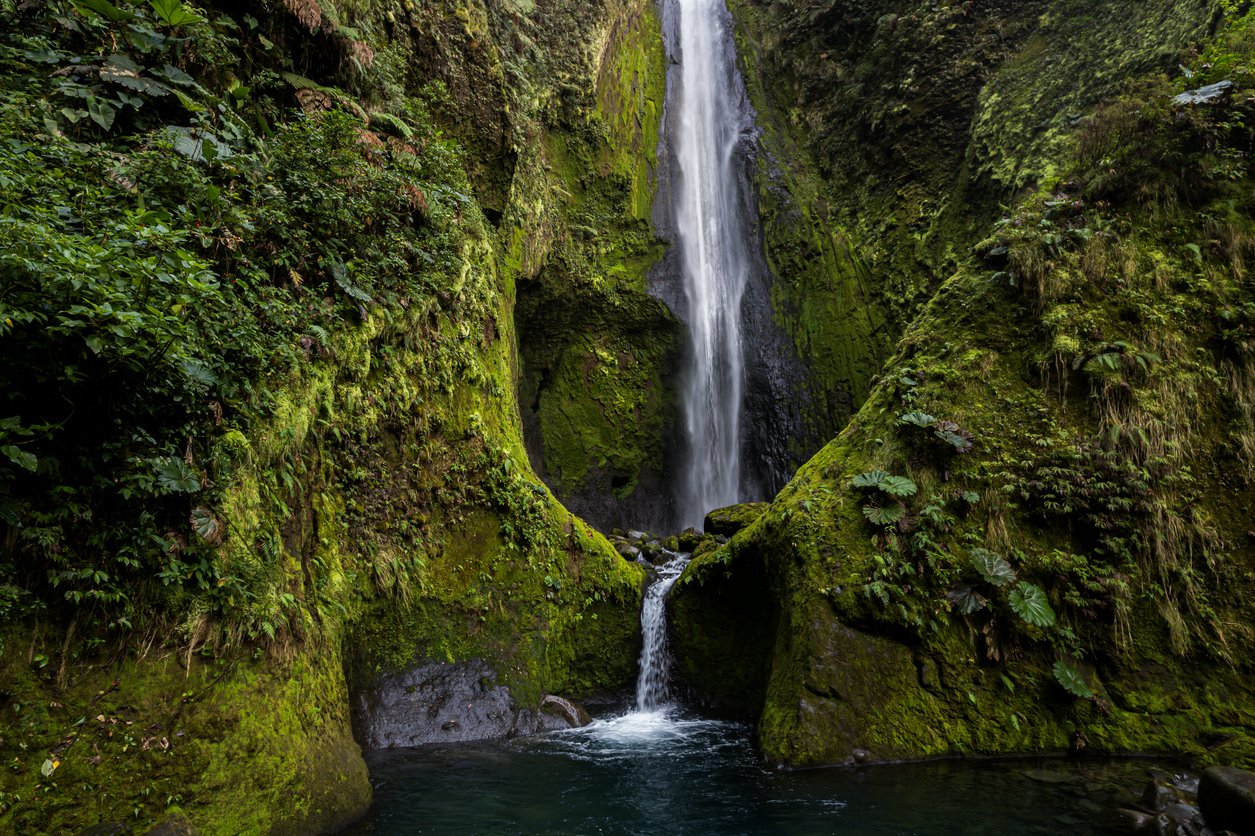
(702, 502), (768, 537)
(691, 537), (720, 562)
(677, 527), (703, 551)
(353, 659), (590, 748)
(615, 542), (641, 560)
(1199, 767), (1255, 836)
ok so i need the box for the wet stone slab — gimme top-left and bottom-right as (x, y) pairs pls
(352, 659), (587, 749)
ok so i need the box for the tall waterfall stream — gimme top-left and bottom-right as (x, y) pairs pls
(673, 0), (756, 527)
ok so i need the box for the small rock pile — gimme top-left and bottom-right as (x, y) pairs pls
(606, 502), (768, 567)
(1112, 765), (1255, 836)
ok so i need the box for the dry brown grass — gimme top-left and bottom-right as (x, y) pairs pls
(1224, 359), (1255, 479)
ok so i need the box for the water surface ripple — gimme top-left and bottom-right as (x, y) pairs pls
(341, 704), (1166, 835)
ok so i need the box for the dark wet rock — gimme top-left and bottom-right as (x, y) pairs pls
(76, 824), (133, 836)
(615, 542), (641, 560)
(651, 552), (670, 567)
(143, 807), (199, 836)
(539, 694), (591, 728)
(1160, 802), (1199, 822)
(1111, 807), (1152, 832)
(677, 527), (703, 550)
(702, 502), (768, 537)
(1145, 779), (1182, 810)
(627, 529), (650, 542)
(1147, 813), (1177, 836)
(1027, 768), (1082, 784)
(1199, 767), (1255, 836)
(352, 659), (588, 748)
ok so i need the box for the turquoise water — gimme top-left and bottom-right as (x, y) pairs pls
(339, 704), (1169, 835)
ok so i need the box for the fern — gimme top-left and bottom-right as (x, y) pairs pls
(368, 111), (414, 140)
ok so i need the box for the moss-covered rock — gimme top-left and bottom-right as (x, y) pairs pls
(702, 502), (769, 537)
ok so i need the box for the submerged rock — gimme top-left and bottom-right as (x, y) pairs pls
(353, 659), (590, 748)
(1198, 767), (1255, 836)
(702, 502), (768, 537)
(76, 825), (132, 836)
(1143, 778), (1181, 810)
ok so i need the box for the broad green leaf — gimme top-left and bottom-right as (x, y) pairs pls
(2, 445), (37, 472)
(851, 470), (889, 489)
(0, 503), (20, 527)
(179, 358), (217, 387)
(71, 0), (139, 21)
(87, 95), (116, 130)
(899, 410), (937, 429)
(101, 54), (172, 97)
(1009, 581), (1056, 627)
(1052, 661), (1095, 698)
(971, 548), (1016, 587)
(149, 0), (205, 26)
(945, 585), (987, 615)
(155, 458), (200, 493)
(880, 475), (918, 498)
(190, 506), (223, 543)
(159, 63), (196, 86)
(935, 428), (973, 452)
(862, 504), (906, 526)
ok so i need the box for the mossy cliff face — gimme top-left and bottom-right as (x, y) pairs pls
(721, 0), (1220, 424)
(508, 2), (687, 533)
(671, 67), (1255, 767)
(671, 0), (1255, 769)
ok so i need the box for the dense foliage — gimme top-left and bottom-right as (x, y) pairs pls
(0, 0), (472, 638)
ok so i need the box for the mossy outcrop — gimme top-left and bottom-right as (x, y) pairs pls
(673, 0), (1255, 770)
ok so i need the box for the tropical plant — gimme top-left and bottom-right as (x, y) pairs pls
(1052, 660), (1095, 698)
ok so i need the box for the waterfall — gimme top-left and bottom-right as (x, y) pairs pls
(672, 0), (756, 527)
(635, 552), (690, 712)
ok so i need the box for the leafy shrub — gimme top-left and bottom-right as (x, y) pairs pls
(0, 0), (476, 630)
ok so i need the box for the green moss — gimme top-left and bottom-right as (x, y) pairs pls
(673, 9), (1255, 762)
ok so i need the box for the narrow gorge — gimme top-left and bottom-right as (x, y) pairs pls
(1, 0), (1254, 833)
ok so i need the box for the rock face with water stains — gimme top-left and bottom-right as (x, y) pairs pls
(353, 660), (591, 749)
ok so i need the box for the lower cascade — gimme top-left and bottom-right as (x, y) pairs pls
(635, 550), (691, 712)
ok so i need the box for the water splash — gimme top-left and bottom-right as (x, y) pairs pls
(635, 552), (690, 712)
(673, 0), (756, 526)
